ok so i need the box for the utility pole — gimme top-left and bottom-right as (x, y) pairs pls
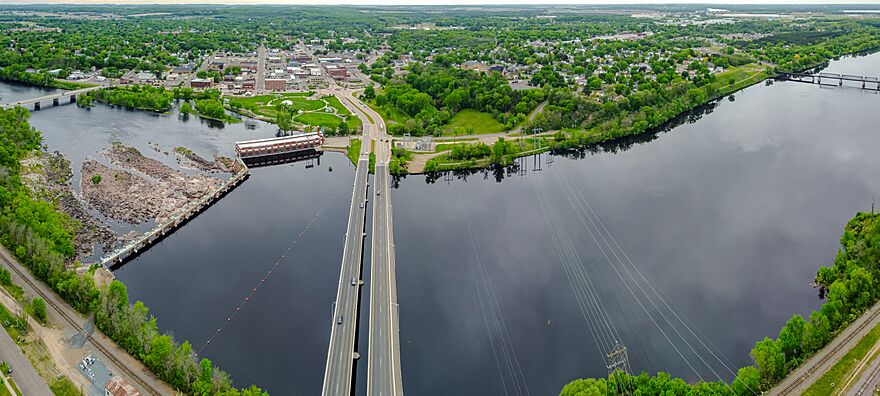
(873, 193), (875, 215)
(531, 127), (543, 150)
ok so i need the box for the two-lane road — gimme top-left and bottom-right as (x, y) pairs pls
(341, 90), (405, 396)
(322, 95), (372, 396)
(367, 156), (403, 396)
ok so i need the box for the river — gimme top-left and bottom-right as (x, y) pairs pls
(12, 51), (880, 395)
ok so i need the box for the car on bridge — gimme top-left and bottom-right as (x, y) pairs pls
(337, 315), (344, 325)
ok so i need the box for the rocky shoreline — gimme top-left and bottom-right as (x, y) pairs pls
(19, 151), (115, 261)
(19, 143), (233, 263)
(82, 143), (223, 225)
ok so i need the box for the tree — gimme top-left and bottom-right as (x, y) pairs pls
(364, 84), (376, 100)
(337, 122), (350, 136)
(778, 314), (805, 361)
(733, 366), (760, 395)
(180, 101), (192, 114)
(751, 337), (785, 387)
(31, 297), (46, 322)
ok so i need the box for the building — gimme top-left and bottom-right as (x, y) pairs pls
(242, 79), (256, 90)
(105, 376), (141, 396)
(265, 78), (287, 91)
(191, 78), (213, 88)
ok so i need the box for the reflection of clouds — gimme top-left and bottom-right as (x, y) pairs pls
(393, 52), (880, 395)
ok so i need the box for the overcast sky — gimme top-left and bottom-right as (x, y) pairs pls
(4, 0), (880, 5)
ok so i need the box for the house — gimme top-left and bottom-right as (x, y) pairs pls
(105, 376), (141, 396)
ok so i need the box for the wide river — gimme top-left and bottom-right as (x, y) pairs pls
(8, 51), (880, 395)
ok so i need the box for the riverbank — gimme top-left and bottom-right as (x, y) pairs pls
(394, 49), (880, 175)
(416, 63), (773, 174)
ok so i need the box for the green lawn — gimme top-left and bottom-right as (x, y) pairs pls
(0, 380), (12, 396)
(366, 100), (407, 126)
(442, 109), (507, 136)
(294, 111), (361, 133)
(227, 92), (322, 117)
(347, 139), (361, 165)
(804, 319), (880, 395)
(324, 95), (352, 116)
(49, 377), (81, 396)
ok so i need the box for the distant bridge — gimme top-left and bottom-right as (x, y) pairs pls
(0, 85), (104, 110)
(780, 72), (880, 90)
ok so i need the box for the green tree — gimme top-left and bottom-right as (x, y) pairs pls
(778, 314), (805, 361)
(31, 297), (46, 322)
(751, 337), (785, 387)
(733, 366), (760, 395)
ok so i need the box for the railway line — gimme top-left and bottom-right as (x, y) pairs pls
(0, 252), (163, 396)
(775, 305), (880, 395)
(853, 354), (880, 395)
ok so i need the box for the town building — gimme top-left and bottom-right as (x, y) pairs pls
(265, 78), (287, 91)
(191, 78), (213, 88)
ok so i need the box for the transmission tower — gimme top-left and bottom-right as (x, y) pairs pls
(607, 342), (632, 376)
(607, 342), (633, 396)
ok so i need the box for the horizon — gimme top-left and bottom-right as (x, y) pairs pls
(4, 0), (880, 6)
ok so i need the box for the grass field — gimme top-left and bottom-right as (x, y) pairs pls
(804, 320), (880, 395)
(442, 109), (508, 136)
(347, 139), (361, 165)
(324, 95), (352, 116)
(227, 92), (321, 118)
(367, 100), (408, 126)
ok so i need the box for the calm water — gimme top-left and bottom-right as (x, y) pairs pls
(13, 51), (880, 395)
(0, 80), (61, 103)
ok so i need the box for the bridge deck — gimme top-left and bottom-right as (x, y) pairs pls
(322, 140), (371, 396)
(0, 86), (102, 109)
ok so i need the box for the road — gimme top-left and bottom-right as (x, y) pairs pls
(0, 318), (53, 395)
(341, 90), (404, 396)
(185, 51), (216, 88)
(770, 299), (880, 395)
(321, 96), (371, 396)
(0, 245), (172, 396)
(256, 44), (266, 93)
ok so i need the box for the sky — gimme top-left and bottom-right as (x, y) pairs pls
(4, 0), (880, 5)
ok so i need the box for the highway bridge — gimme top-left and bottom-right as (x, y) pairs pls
(0, 85), (103, 110)
(322, 98), (371, 395)
(322, 91), (404, 396)
(781, 72), (880, 90)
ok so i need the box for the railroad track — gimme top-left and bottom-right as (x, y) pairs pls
(0, 253), (162, 396)
(854, 356), (880, 396)
(776, 306), (880, 395)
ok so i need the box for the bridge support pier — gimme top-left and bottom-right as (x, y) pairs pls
(839, 79), (843, 86)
